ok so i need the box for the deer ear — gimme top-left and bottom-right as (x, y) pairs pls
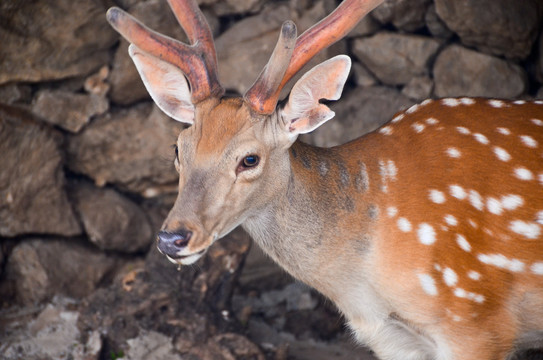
(280, 55), (351, 136)
(129, 44), (195, 124)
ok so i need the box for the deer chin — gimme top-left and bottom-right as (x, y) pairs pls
(164, 248), (207, 266)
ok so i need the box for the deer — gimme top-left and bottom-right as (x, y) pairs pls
(106, 0), (543, 358)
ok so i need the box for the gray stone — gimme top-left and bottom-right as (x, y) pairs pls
(371, 0), (432, 32)
(347, 16), (381, 38)
(0, 0), (116, 84)
(211, 0), (265, 16)
(32, 90), (108, 133)
(301, 86), (414, 147)
(425, 4), (454, 39)
(353, 32), (441, 86)
(402, 76), (434, 101)
(67, 103), (183, 195)
(0, 105), (81, 237)
(434, 0), (543, 59)
(71, 182), (153, 253)
(124, 330), (182, 360)
(433, 45), (528, 98)
(352, 62), (378, 88)
(0, 83), (32, 105)
(1, 239), (116, 304)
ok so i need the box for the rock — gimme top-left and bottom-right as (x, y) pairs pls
(425, 4), (454, 39)
(0, 0), (116, 84)
(0, 83), (32, 105)
(347, 15), (381, 38)
(216, 2), (345, 96)
(352, 62), (379, 88)
(70, 181), (153, 253)
(371, 0), (432, 32)
(433, 44), (528, 98)
(1, 239), (116, 305)
(0, 105), (81, 237)
(211, 0), (265, 16)
(401, 76), (434, 101)
(1, 304), (83, 360)
(301, 86), (415, 147)
(67, 103), (183, 194)
(182, 333), (265, 360)
(31, 90), (108, 133)
(434, 0), (543, 59)
(124, 330), (182, 360)
(84, 66), (110, 97)
(352, 32), (441, 86)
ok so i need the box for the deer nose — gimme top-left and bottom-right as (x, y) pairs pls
(157, 230), (193, 257)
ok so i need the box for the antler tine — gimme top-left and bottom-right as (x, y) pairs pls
(244, 21), (297, 114)
(106, 4), (223, 103)
(245, 0), (383, 115)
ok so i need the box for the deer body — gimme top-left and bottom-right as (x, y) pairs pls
(106, 0), (543, 358)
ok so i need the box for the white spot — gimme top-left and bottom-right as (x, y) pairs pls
(446, 147), (461, 158)
(456, 126), (471, 135)
(387, 206), (398, 218)
(417, 273), (438, 296)
(468, 219), (478, 228)
(540, 173), (543, 186)
(473, 133), (489, 145)
(454, 288), (486, 303)
(509, 220), (541, 239)
(467, 270), (481, 281)
(493, 146), (511, 162)
(460, 98), (475, 105)
(379, 126), (393, 135)
(387, 160), (397, 178)
(535, 100), (543, 105)
(417, 223), (436, 245)
(456, 234), (471, 252)
(486, 197), (503, 215)
(519, 135), (538, 148)
(496, 127), (511, 135)
(531, 118), (543, 126)
(513, 100), (526, 105)
(478, 253), (526, 272)
(434, 263), (442, 272)
(397, 217), (412, 232)
(449, 185), (467, 200)
(421, 99), (433, 106)
(536, 211), (543, 225)
(444, 215), (457, 226)
(488, 99), (505, 108)
(406, 104), (420, 114)
(501, 194), (524, 210)
(443, 268), (458, 287)
(412, 122), (425, 133)
(469, 190), (483, 211)
(426, 117), (439, 125)
(442, 98), (460, 107)
(429, 189), (446, 204)
(531, 262), (543, 275)
(392, 113), (404, 123)
(514, 167), (534, 181)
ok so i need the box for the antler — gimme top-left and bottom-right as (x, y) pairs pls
(106, 0), (224, 103)
(244, 0), (384, 115)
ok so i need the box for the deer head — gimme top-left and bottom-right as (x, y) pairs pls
(106, 0), (382, 265)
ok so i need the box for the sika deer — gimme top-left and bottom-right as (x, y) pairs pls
(106, 0), (543, 358)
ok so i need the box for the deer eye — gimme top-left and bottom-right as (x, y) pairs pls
(174, 144), (179, 158)
(243, 155), (259, 167)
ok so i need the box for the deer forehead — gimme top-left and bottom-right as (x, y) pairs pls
(190, 97), (265, 158)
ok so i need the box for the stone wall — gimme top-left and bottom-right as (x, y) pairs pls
(0, 0), (542, 358)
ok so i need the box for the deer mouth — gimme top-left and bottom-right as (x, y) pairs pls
(163, 249), (206, 266)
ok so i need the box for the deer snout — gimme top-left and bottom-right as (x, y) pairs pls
(156, 229), (192, 257)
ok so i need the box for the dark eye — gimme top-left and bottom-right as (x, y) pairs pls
(242, 155), (259, 168)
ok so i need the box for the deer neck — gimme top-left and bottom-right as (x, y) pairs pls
(242, 139), (382, 297)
